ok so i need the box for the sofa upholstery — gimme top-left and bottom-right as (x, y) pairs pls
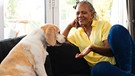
(0, 36), (90, 76)
(0, 35), (25, 62)
(47, 44), (90, 76)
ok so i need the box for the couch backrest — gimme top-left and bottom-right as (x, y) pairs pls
(0, 35), (25, 63)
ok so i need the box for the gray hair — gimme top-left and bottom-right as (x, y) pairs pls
(76, 1), (97, 20)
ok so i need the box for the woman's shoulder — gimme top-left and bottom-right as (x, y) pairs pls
(69, 27), (85, 36)
(95, 20), (110, 24)
(92, 20), (112, 30)
(68, 27), (81, 35)
(96, 20), (112, 26)
(92, 20), (110, 26)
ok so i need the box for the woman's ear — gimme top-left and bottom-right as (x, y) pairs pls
(91, 12), (96, 19)
(45, 28), (56, 46)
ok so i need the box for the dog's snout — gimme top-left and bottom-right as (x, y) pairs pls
(64, 36), (66, 40)
(60, 35), (66, 43)
(56, 34), (66, 44)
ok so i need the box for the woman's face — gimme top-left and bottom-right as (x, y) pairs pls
(76, 4), (94, 26)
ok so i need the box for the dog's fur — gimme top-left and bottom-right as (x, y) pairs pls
(0, 24), (65, 76)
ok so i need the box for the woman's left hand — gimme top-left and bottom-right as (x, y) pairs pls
(75, 53), (85, 58)
(75, 45), (93, 58)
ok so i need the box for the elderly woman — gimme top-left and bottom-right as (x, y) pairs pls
(63, 0), (115, 68)
(63, 1), (134, 76)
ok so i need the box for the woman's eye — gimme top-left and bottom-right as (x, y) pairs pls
(76, 11), (87, 16)
(82, 11), (87, 14)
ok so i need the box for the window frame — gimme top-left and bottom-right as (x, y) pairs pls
(0, 0), (4, 40)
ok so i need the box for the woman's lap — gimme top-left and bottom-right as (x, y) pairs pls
(91, 62), (135, 76)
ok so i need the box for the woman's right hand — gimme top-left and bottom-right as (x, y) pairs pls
(62, 19), (80, 38)
(69, 19), (80, 29)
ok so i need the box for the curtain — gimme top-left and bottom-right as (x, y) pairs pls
(126, 0), (135, 42)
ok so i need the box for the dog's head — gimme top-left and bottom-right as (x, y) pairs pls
(41, 24), (65, 46)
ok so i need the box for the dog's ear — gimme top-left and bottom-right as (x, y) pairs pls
(45, 27), (56, 46)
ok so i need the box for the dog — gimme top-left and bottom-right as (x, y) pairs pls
(0, 24), (65, 76)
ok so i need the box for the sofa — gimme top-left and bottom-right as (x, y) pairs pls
(0, 30), (135, 76)
(0, 35), (90, 76)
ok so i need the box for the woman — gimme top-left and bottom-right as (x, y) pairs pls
(63, 1), (115, 69)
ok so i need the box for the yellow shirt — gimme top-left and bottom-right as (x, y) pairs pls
(67, 20), (116, 67)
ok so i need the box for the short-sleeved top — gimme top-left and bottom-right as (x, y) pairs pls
(67, 20), (116, 67)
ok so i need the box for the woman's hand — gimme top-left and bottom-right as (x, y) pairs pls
(62, 18), (81, 40)
(75, 45), (93, 58)
(75, 53), (84, 58)
(69, 19), (80, 29)
(75, 40), (114, 57)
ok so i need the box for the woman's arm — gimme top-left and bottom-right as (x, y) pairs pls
(92, 40), (114, 57)
(62, 24), (72, 38)
(75, 40), (114, 58)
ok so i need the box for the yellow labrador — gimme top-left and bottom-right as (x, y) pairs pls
(0, 24), (65, 76)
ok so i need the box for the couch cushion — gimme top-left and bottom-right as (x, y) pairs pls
(47, 43), (90, 76)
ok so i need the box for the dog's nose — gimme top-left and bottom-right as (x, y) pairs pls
(62, 37), (66, 43)
(63, 36), (66, 41)
(64, 36), (66, 39)
(61, 35), (66, 43)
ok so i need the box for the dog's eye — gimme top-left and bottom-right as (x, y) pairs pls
(58, 32), (60, 34)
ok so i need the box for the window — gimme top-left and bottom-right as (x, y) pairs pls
(0, 0), (4, 40)
(59, 0), (113, 32)
(3, 0), (45, 39)
(58, 0), (127, 31)
(0, 0), (127, 40)
(59, 0), (76, 32)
